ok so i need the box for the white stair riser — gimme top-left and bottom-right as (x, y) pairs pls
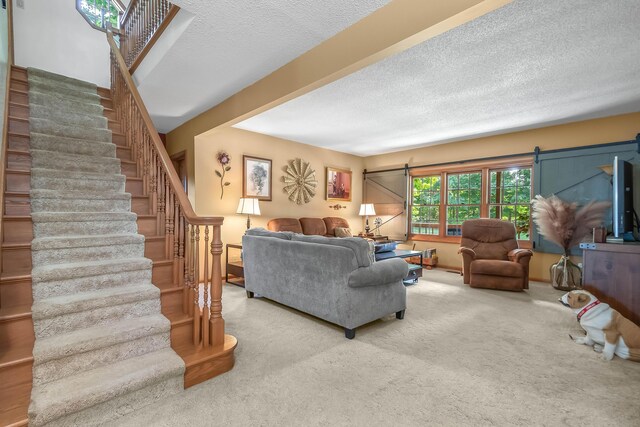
(30, 118), (112, 143)
(32, 269), (151, 299)
(34, 299), (161, 339)
(31, 197), (131, 213)
(32, 243), (144, 265)
(33, 332), (171, 386)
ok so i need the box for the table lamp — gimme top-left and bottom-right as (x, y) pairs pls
(359, 203), (376, 234)
(237, 198), (261, 230)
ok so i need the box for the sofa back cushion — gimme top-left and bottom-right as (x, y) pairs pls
(323, 217), (350, 236)
(246, 228), (294, 240)
(299, 217), (327, 236)
(267, 218), (303, 234)
(291, 234), (372, 268)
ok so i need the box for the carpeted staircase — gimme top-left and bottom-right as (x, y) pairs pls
(26, 68), (184, 426)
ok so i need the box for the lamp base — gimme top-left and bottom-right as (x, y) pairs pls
(246, 216), (251, 230)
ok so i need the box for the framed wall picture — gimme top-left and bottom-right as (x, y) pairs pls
(326, 167), (352, 201)
(243, 155), (272, 201)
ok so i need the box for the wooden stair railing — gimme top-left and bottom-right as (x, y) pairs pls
(120, 0), (180, 74)
(107, 30), (234, 352)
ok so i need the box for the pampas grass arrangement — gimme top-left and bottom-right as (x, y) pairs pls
(531, 195), (610, 290)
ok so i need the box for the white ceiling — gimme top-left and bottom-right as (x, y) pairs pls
(235, 0), (640, 156)
(135, 0), (391, 133)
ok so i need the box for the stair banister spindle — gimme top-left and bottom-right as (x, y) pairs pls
(202, 226), (210, 347)
(192, 225), (200, 345)
(210, 224), (224, 347)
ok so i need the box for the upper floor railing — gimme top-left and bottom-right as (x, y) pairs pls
(120, 0), (179, 72)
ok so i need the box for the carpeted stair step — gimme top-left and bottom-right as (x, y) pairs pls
(31, 189), (131, 213)
(32, 313), (172, 386)
(31, 212), (138, 238)
(32, 257), (152, 300)
(32, 283), (161, 339)
(31, 149), (121, 174)
(28, 78), (102, 103)
(30, 117), (111, 142)
(27, 68), (98, 92)
(28, 90), (104, 116)
(32, 233), (144, 265)
(29, 104), (107, 129)
(31, 168), (126, 192)
(30, 133), (116, 158)
(28, 348), (184, 427)
(26, 67), (184, 425)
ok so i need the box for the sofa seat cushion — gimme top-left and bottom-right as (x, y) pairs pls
(323, 217), (350, 236)
(267, 218), (303, 234)
(300, 217), (327, 235)
(291, 234), (372, 267)
(470, 259), (523, 278)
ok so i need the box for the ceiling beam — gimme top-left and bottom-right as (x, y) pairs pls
(168, 0), (512, 143)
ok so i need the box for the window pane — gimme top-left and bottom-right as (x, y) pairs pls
(489, 166), (532, 241)
(469, 189), (481, 204)
(448, 175), (458, 189)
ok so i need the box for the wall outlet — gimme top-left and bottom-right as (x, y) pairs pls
(16, 0), (24, 9)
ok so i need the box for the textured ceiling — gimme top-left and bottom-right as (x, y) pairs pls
(136, 0), (391, 133)
(235, 0), (640, 156)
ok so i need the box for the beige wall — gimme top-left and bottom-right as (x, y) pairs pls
(166, 112), (640, 281)
(365, 112), (640, 281)
(193, 127), (365, 272)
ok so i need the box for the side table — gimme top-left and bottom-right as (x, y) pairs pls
(225, 243), (244, 287)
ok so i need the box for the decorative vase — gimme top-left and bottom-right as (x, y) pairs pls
(550, 254), (582, 291)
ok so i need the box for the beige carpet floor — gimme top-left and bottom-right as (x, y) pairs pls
(118, 269), (640, 426)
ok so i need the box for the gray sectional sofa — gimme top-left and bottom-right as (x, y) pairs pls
(242, 228), (408, 339)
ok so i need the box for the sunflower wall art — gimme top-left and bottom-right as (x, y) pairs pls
(282, 158), (317, 205)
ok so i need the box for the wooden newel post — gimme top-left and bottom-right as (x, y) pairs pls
(209, 224), (225, 347)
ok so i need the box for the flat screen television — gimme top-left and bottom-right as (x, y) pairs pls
(612, 156), (634, 239)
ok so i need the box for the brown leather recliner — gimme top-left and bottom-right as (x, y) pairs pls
(458, 219), (533, 291)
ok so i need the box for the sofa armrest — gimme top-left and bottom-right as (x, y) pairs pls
(348, 258), (409, 288)
(508, 248), (533, 289)
(458, 247), (476, 285)
(508, 248), (533, 263)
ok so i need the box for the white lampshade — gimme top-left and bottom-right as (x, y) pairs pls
(359, 203), (376, 216)
(236, 198), (261, 215)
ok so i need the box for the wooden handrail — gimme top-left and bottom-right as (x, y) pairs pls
(107, 30), (221, 226)
(107, 29), (226, 349)
(0, 0), (15, 309)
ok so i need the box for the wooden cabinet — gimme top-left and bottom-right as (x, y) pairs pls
(580, 242), (640, 325)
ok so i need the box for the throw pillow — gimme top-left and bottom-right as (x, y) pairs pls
(367, 240), (376, 264)
(334, 227), (353, 238)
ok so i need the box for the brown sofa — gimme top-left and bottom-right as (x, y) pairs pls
(267, 217), (350, 237)
(458, 219), (533, 291)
